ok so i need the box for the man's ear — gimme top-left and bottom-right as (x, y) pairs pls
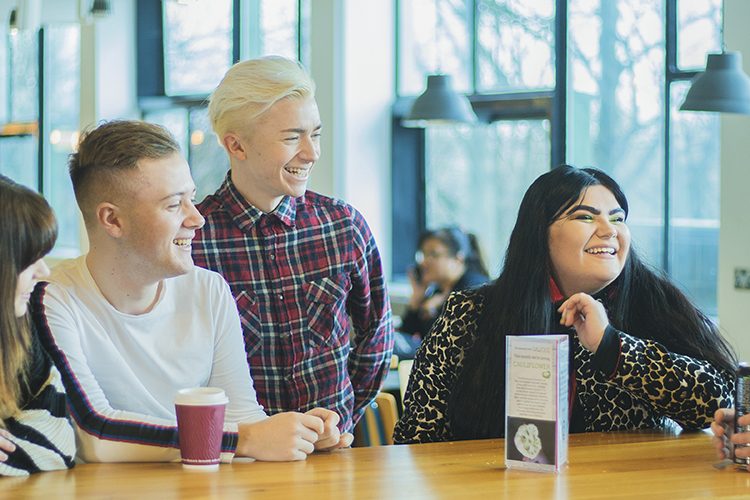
(95, 202), (125, 238)
(223, 132), (247, 161)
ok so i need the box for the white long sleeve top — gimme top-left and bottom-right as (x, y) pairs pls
(34, 256), (267, 463)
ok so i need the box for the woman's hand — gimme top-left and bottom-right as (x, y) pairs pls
(0, 428), (17, 462)
(407, 267), (428, 309)
(557, 292), (609, 352)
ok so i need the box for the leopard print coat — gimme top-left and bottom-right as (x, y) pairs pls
(393, 288), (734, 444)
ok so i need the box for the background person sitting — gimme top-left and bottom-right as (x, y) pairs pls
(401, 227), (489, 339)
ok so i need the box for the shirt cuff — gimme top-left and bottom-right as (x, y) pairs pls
(220, 422), (239, 462)
(590, 325), (622, 379)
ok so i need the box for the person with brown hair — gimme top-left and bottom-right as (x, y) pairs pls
(0, 175), (75, 476)
(36, 120), (350, 463)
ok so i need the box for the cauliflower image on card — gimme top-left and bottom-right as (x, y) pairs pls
(513, 423), (542, 460)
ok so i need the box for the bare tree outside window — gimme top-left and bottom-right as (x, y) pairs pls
(163, 0), (233, 96)
(568, 0), (721, 314)
(398, 0), (722, 313)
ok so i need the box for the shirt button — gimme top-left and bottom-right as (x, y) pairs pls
(269, 253), (275, 260)
(278, 294), (284, 302)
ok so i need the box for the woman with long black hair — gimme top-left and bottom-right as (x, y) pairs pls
(394, 165), (735, 443)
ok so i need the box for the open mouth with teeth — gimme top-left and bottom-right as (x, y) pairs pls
(284, 166), (311, 179)
(585, 247), (616, 255)
(173, 238), (192, 248)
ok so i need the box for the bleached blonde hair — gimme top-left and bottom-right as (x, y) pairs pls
(208, 55), (316, 141)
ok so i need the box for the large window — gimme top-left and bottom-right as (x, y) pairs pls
(394, 0), (722, 314)
(163, 0), (233, 96)
(395, 0), (558, 276)
(425, 121), (550, 275)
(0, 25), (80, 257)
(566, 0), (720, 313)
(139, 0), (308, 202)
(0, 29), (39, 191)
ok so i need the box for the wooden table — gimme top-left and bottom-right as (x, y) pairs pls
(2, 431), (749, 499)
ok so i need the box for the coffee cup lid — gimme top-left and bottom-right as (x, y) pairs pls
(174, 387), (228, 406)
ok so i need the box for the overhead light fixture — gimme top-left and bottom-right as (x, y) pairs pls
(401, 0), (477, 128)
(402, 74), (478, 127)
(680, 3), (750, 114)
(8, 8), (17, 34)
(8, 1), (41, 33)
(90, 0), (111, 17)
(680, 52), (750, 114)
(79, 0), (110, 21)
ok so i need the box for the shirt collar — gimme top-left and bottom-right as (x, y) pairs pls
(218, 174), (298, 229)
(548, 276), (615, 304)
(549, 277), (564, 303)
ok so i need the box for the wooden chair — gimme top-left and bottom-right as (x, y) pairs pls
(389, 354), (399, 370)
(354, 392), (399, 446)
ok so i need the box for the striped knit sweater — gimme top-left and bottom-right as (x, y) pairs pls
(0, 319), (75, 476)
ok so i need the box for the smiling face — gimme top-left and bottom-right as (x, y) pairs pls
(15, 258), (50, 317)
(228, 95), (321, 212)
(547, 184), (631, 297)
(116, 153), (205, 283)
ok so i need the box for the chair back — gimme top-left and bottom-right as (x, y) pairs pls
(357, 392), (399, 446)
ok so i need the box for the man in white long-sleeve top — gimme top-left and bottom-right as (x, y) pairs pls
(33, 120), (351, 463)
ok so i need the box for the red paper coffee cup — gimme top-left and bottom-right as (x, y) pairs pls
(175, 387), (228, 471)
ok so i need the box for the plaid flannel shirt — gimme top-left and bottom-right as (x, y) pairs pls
(193, 176), (393, 432)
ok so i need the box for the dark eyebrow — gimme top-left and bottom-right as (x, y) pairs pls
(565, 205), (625, 216)
(281, 124), (322, 134)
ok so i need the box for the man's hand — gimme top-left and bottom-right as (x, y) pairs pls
(305, 408), (353, 451)
(712, 408), (734, 460)
(236, 412), (324, 461)
(712, 407), (750, 467)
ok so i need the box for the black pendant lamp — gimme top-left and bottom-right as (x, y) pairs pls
(401, 0), (477, 128)
(680, 2), (750, 115)
(90, 0), (112, 17)
(8, 8), (17, 33)
(402, 74), (478, 128)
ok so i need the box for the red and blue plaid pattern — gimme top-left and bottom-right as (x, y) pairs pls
(193, 177), (393, 432)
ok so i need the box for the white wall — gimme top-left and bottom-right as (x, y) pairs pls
(720, 0), (750, 360)
(309, 0), (395, 276)
(80, 0), (138, 127)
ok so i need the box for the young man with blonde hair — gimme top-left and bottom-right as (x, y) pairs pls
(36, 120), (348, 463)
(193, 57), (393, 433)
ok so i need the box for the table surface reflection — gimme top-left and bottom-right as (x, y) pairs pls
(2, 430), (748, 499)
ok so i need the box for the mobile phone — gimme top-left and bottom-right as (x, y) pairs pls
(411, 264), (422, 282)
